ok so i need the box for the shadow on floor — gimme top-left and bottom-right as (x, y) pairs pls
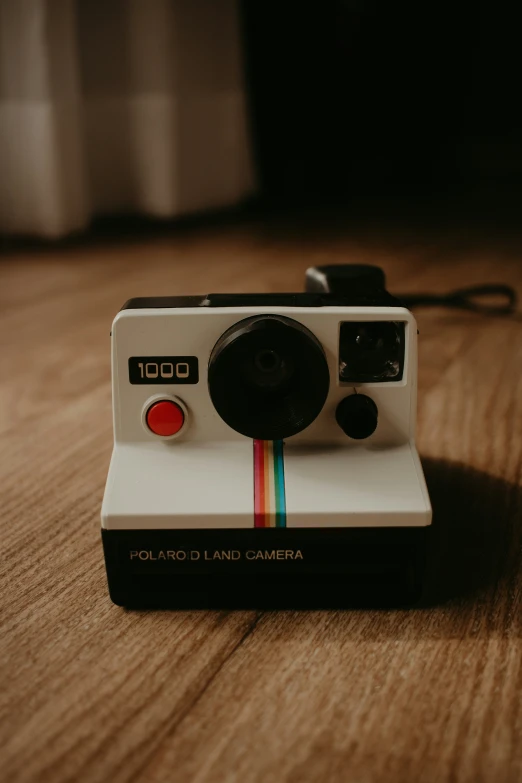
(421, 457), (522, 606)
(254, 458), (522, 641)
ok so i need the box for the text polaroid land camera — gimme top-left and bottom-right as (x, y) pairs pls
(101, 265), (432, 608)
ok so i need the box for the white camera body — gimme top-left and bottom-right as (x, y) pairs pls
(101, 274), (431, 608)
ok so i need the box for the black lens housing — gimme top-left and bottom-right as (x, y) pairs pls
(339, 321), (405, 383)
(208, 316), (330, 440)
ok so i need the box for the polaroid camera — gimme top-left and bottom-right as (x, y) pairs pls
(101, 265), (432, 608)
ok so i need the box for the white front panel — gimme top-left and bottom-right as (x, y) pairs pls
(102, 441), (431, 530)
(102, 303), (432, 531)
(102, 441), (254, 529)
(111, 305), (416, 446)
(284, 443), (430, 527)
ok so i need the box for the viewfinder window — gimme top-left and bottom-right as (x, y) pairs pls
(339, 321), (405, 383)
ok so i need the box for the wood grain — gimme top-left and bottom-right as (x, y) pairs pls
(1, 217), (522, 783)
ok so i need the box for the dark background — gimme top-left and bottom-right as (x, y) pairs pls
(241, 0), (522, 208)
(3, 0), (520, 247)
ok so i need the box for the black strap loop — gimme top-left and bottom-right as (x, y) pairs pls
(399, 284), (518, 316)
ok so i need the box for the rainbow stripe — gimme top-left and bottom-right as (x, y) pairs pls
(253, 440), (287, 528)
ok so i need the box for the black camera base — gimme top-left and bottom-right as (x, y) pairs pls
(102, 527), (427, 609)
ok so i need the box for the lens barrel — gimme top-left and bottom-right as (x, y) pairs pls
(208, 315), (330, 440)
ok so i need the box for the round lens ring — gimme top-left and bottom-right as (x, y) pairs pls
(208, 315), (330, 440)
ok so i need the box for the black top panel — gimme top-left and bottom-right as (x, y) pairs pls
(121, 296), (204, 309)
(121, 291), (404, 310)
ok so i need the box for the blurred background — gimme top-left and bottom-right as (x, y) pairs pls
(1, 0), (521, 241)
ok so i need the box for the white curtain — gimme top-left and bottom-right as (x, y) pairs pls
(0, 0), (255, 238)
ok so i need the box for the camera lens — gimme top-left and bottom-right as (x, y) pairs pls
(248, 348), (292, 391)
(255, 349), (280, 373)
(339, 321), (405, 382)
(208, 315), (330, 440)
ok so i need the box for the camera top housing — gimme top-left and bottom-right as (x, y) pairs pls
(101, 265), (431, 607)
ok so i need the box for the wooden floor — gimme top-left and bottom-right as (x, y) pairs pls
(2, 212), (522, 782)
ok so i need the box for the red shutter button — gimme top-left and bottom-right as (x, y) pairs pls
(146, 400), (185, 437)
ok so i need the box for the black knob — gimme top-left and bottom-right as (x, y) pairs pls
(305, 264), (386, 295)
(336, 394), (378, 440)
